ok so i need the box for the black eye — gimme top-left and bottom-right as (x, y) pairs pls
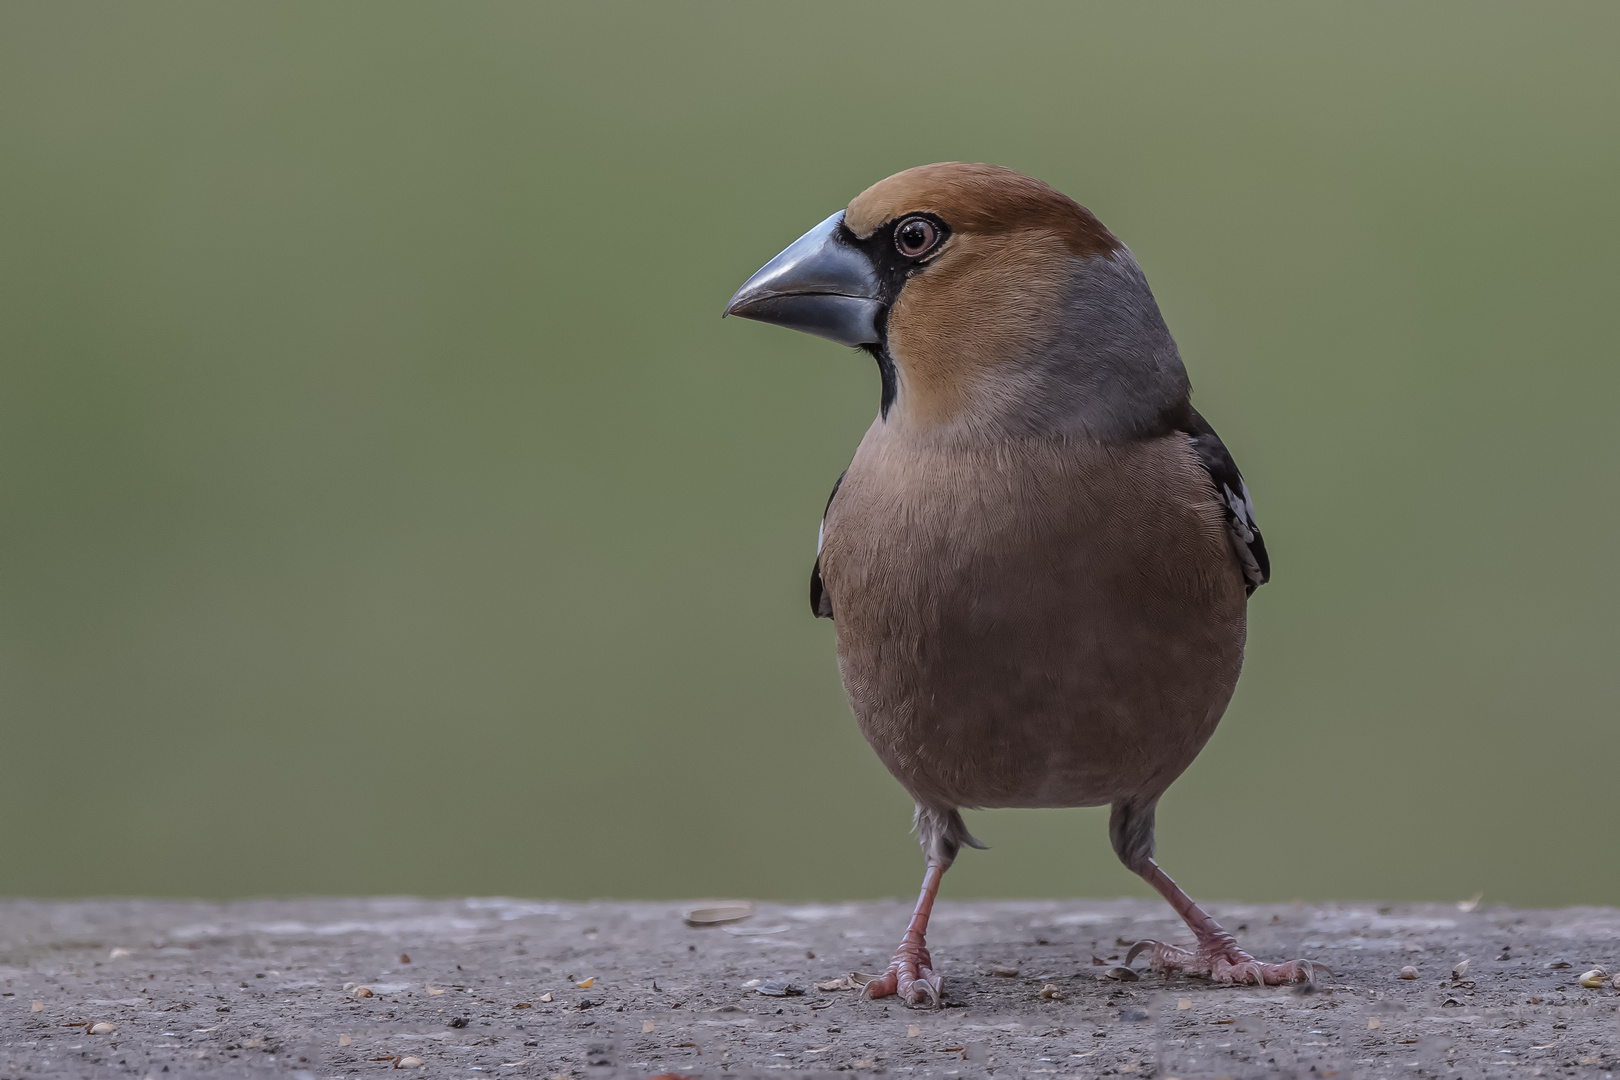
(894, 216), (940, 258)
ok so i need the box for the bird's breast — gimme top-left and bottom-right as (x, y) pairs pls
(818, 425), (1247, 811)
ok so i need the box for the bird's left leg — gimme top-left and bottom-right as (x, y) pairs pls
(1109, 799), (1329, 986)
(863, 806), (983, 1009)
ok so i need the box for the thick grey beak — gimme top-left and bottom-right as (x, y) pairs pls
(724, 211), (882, 347)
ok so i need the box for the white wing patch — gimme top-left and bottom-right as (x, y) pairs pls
(1223, 483), (1257, 544)
(1222, 482), (1265, 588)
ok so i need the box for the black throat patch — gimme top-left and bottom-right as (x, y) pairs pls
(840, 214), (950, 422)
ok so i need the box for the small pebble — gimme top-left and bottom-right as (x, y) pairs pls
(988, 964), (1019, 977)
(540, 992), (553, 1002)
(90, 1022), (116, 1035)
(756, 979), (804, 997)
(339, 1034), (352, 1046)
(353, 985), (374, 998)
(1452, 959), (1470, 979)
(1578, 967), (1607, 989)
(1039, 983), (1061, 1000)
(30, 1001), (43, 1013)
(1399, 966), (1418, 980)
(398, 1057), (424, 1068)
(109, 948), (131, 960)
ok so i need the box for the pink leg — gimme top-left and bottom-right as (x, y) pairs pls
(863, 862), (947, 1008)
(1126, 858), (1329, 986)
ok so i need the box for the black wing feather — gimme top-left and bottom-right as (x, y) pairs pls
(1180, 408), (1270, 594)
(809, 470), (846, 619)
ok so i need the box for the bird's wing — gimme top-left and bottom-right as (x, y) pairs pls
(1180, 408), (1270, 594)
(809, 470), (846, 619)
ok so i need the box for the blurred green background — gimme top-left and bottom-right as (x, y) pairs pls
(2, 3), (1616, 907)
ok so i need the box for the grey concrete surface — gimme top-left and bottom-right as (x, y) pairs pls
(2, 897), (1618, 1079)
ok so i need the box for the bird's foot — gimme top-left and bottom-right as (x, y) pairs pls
(862, 939), (942, 1008)
(1126, 933), (1328, 986)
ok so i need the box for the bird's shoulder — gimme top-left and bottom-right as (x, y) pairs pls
(809, 470), (845, 619)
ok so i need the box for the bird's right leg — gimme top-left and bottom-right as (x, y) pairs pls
(864, 806), (982, 1009)
(862, 861), (948, 1008)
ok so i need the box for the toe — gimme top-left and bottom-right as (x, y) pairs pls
(1127, 938), (1196, 975)
(862, 972), (899, 1000)
(1208, 955), (1256, 984)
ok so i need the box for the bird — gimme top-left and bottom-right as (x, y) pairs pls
(724, 162), (1322, 1007)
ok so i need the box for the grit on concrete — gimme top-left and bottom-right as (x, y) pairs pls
(2, 898), (1618, 1079)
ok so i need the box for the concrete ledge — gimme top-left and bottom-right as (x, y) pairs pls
(2, 898), (1618, 1077)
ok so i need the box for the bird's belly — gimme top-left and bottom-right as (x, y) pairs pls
(821, 437), (1247, 812)
(836, 587), (1244, 809)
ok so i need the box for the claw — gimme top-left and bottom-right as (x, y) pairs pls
(1124, 939), (1157, 967)
(909, 971), (941, 1008)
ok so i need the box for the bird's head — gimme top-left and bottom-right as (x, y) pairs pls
(726, 162), (1188, 440)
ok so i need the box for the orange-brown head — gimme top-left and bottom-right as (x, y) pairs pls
(727, 163), (1189, 441)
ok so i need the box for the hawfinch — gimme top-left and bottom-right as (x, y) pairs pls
(725, 163), (1321, 1007)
